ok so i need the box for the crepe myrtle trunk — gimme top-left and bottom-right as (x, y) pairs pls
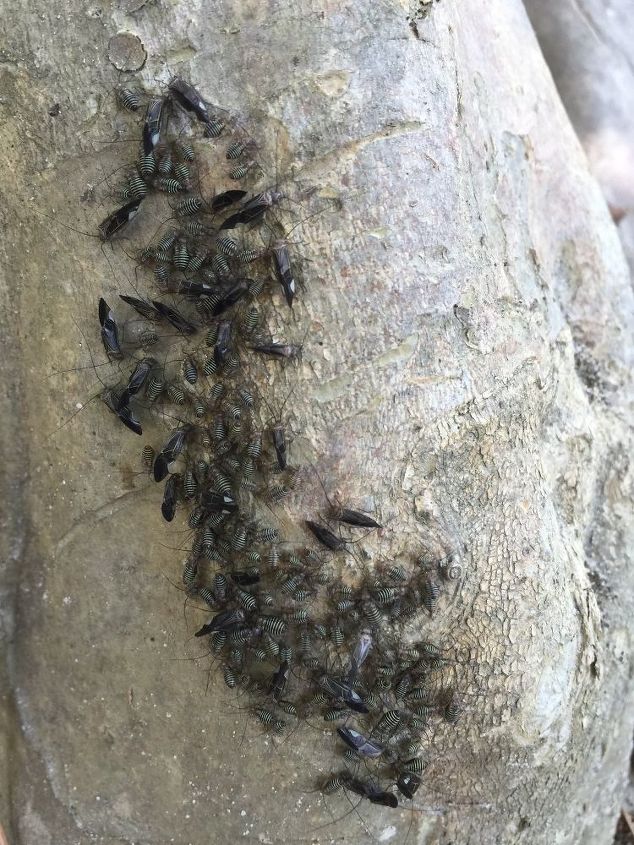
(2, 0), (633, 844)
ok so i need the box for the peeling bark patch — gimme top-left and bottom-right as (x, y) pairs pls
(117, 0), (149, 11)
(107, 33), (147, 72)
(314, 71), (350, 98)
(374, 334), (418, 367)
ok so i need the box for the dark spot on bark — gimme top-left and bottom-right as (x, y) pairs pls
(48, 103), (60, 117)
(573, 347), (602, 400)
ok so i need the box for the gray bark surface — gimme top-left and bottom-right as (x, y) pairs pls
(1, 1), (633, 844)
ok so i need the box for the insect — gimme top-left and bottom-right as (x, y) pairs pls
(142, 97), (166, 155)
(200, 487), (238, 514)
(151, 301), (197, 335)
(176, 197), (204, 217)
(118, 356), (156, 408)
(211, 189), (248, 212)
(319, 675), (369, 714)
(268, 659), (290, 701)
(309, 462), (382, 530)
(161, 474), (179, 522)
(157, 149), (173, 176)
(396, 770), (421, 800)
(125, 173), (147, 200)
(334, 774), (399, 809)
(101, 389), (142, 436)
(444, 691), (462, 724)
(214, 321), (232, 368)
(141, 445), (155, 469)
(138, 152), (156, 178)
(271, 241), (296, 307)
(249, 342), (302, 361)
(305, 521), (346, 551)
(347, 630), (373, 682)
(155, 177), (184, 194)
(176, 140), (195, 161)
(230, 160), (256, 180)
(422, 576), (440, 615)
(194, 608), (246, 637)
(98, 197), (143, 241)
(118, 295), (159, 321)
(153, 427), (191, 482)
(208, 280), (250, 317)
(116, 87), (142, 111)
(220, 190), (285, 230)
(168, 77), (211, 124)
(98, 298), (123, 359)
(336, 727), (384, 759)
(204, 118), (225, 137)
(183, 358), (198, 384)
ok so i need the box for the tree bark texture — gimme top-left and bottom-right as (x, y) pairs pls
(1, 1), (633, 844)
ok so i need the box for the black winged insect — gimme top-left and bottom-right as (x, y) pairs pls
(119, 356), (156, 404)
(161, 473), (179, 521)
(320, 772), (398, 810)
(347, 629), (373, 683)
(97, 196), (144, 241)
(319, 674), (369, 714)
(220, 189), (285, 230)
(101, 388), (142, 435)
(168, 77), (212, 125)
(305, 520), (347, 552)
(200, 487), (239, 514)
(48, 313), (157, 438)
(142, 97), (167, 155)
(194, 608), (246, 638)
(151, 300), (198, 335)
(271, 239), (296, 307)
(119, 294), (160, 321)
(336, 726), (385, 759)
(153, 426), (192, 481)
(249, 340), (303, 361)
(310, 461), (382, 530)
(98, 298), (124, 359)
(268, 659), (290, 701)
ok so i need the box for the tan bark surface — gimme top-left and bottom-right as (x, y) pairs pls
(1, 1), (633, 843)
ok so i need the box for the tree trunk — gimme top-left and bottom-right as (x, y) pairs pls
(2, 1), (633, 844)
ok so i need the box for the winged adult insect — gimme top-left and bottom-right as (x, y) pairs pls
(219, 190), (285, 230)
(200, 488), (239, 514)
(142, 97), (167, 155)
(305, 520), (346, 552)
(98, 298), (124, 359)
(122, 356), (156, 397)
(194, 608), (246, 638)
(268, 659), (290, 701)
(161, 473), (179, 521)
(153, 426), (191, 481)
(347, 630), (373, 683)
(319, 675), (369, 714)
(168, 77), (212, 124)
(210, 189), (247, 212)
(98, 197), (144, 241)
(119, 294), (160, 321)
(101, 388), (143, 435)
(249, 341), (303, 361)
(151, 300), (198, 335)
(336, 727), (385, 759)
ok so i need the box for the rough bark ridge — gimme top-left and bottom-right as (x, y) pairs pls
(1, 1), (633, 844)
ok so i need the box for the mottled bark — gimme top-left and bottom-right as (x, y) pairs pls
(1, 1), (633, 844)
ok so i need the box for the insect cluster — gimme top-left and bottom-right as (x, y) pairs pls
(80, 73), (466, 817)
